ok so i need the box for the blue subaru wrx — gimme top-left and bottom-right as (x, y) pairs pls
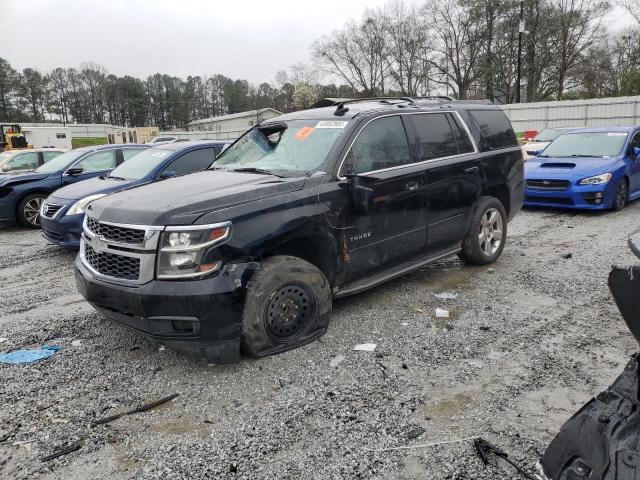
(524, 126), (640, 211)
(40, 140), (229, 248)
(0, 144), (147, 228)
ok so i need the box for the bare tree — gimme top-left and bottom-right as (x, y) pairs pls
(425, 0), (486, 99)
(312, 12), (389, 96)
(384, 0), (434, 95)
(619, 0), (640, 24)
(548, 0), (610, 99)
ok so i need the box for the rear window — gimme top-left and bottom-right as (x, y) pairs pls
(469, 110), (518, 150)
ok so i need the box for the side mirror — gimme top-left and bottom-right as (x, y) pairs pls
(349, 175), (374, 216)
(159, 170), (176, 179)
(66, 167), (83, 176)
(1, 165), (10, 172)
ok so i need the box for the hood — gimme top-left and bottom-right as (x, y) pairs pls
(0, 171), (53, 187)
(49, 176), (137, 203)
(525, 156), (621, 178)
(87, 170), (307, 225)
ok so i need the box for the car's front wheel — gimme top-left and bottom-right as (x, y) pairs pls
(241, 255), (332, 358)
(612, 178), (628, 211)
(459, 196), (507, 265)
(17, 193), (46, 228)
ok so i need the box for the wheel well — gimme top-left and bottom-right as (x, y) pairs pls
(260, 235), (337, 285)
(480, 185), (510, 217)
(15, 190), (49, 215)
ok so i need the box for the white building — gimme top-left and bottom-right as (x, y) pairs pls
(185, 108), (282, 140)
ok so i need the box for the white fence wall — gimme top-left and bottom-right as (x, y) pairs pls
(499, 95), (640, 132)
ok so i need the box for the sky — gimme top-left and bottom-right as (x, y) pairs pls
(1, 0), (390, 84)
(1, 0), (637, 86)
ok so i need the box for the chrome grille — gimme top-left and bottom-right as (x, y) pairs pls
(84, 244), (140, 280)
(41, 201), (64, 218)
(86, 216), (146, 245)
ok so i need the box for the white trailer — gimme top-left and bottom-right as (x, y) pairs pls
(21, 126), (72, 150)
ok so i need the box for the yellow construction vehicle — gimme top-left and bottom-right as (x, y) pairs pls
(0, 124), (31, 152)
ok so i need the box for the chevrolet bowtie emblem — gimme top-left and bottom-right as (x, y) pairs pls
(90, 236), (108, 254)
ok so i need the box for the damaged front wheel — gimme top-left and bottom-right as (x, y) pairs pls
(241, 255), (332, 358)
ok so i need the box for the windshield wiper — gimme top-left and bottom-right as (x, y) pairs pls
(230, 167), (283, 177)
(106, 175), (128, 180)
(567, 154), (603, 158)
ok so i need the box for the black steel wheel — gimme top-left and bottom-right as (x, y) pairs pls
(241, 255), (332, 358)
(265, 284), (315, 342)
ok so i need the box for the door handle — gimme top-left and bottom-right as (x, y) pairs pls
(465, 166), (480, 174)
(404, 180), (422, 191)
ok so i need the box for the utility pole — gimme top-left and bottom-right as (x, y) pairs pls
(516, 0), (524, 103)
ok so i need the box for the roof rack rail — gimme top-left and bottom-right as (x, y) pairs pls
(412, 95), (456, 102)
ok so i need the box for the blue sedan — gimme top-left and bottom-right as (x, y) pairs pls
(0, 144), (147, 227)
(524, 126), (640, 211)
(40, 140), (230, 248)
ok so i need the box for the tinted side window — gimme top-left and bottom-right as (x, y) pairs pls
(74, 150), (116, 172)
(343, 116), (411, 175)
(449, 114), (475, 154)
(166, 148), (215, 175)
(42, 151), (62, 162)
(469, 110), (518, 150)
(9, 152), (40, 171)
(121, 148), (146, 161)
(412, 113), (458, 161)
(629, 131), (640, 152)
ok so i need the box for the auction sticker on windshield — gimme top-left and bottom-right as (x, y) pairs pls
(316, 121), (348, 129)
(295, 127), (315, 140)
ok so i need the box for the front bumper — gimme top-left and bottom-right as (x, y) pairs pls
(524, 181), (615, 210)
(40, 211), (83, 248)
(75, 255), (258, 362)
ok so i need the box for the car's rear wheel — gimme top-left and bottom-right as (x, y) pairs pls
(459, 196), (507, 265)
(17, 193), (46, 228)
(612, 179), (628, 211)
(241, 255), (332, 358)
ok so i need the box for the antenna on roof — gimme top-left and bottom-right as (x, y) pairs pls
(334, 103), (349, 116)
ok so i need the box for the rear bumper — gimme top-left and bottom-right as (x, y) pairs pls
(75, 255), (258, 362)
(40, 213), (82, 248)
(524, 182), (615, 210)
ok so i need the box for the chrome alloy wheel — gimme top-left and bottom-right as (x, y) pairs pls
(23, 197), (44, 226)
(478, 207), (504, 256)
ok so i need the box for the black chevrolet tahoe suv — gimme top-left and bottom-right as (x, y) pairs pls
(75, 98), (524, 362)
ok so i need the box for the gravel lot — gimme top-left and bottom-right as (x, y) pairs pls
(1, 204), (639, 479)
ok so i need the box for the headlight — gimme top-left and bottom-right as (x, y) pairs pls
(66, 194), (107, 216)
(579, 173), (612, 185)
(156, 222), (231, 279)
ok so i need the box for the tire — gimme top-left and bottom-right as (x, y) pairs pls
(459, 196), (507, 265)
(612, 178), (628, 211)
(17, 193), (46, 228)
(241, 255), (332, 358)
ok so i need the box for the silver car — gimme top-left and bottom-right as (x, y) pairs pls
(0, 148), (66, 175)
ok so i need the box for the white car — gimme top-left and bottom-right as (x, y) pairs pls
(522, 127), (578, 159)
(147, 136), (190, 145)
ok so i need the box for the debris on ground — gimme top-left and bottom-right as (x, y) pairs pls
(93, 393), (180, 425)
(474, 437), (538, 479)
(41, 440), (83, 462)
(0, 338), (7, 343)
(329, 354), (346, 367)
(562, 253), (573, 259)
(71, 340), (82, 347)
(0, 345), (61, 364)
(435, 292), (458, 300)
(353, 343), (376, 352)
(435, 308), (449, 318)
